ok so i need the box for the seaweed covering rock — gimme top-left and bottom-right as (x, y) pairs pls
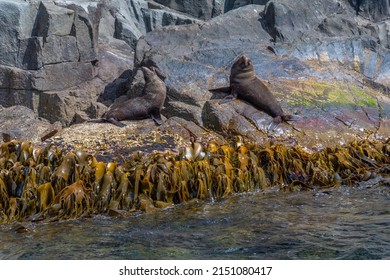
(0, 137), (389, 223)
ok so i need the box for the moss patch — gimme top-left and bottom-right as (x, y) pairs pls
(271, 79), (378, 109)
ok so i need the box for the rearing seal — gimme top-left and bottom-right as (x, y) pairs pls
(92, 66), (166, 127)
(222, 55), (298, 129)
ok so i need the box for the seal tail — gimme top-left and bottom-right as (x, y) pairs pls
(87, 118), (106, 124)
(268, 115), (301, 131)
(86, 118), (126, 127)
(281, 115), (301, 122)
(268, 116), (282, 131)
(106, 118), (126, 127)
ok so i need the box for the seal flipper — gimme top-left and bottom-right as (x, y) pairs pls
(106, 117), (126, 127)
(209, 86), (231, 95)
(151, 111), (163, 126)
(218, 85), (238, 105)
(268, 115), (301, 131)
(268, 116), (283, 131)
(281, 115), (301, 122)
(87, 118), (106, 124)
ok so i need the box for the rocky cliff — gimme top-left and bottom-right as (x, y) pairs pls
(0, 0), (389, 151)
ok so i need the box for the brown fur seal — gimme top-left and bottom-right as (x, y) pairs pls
(222, 55), (298, 129)
(91, 66), (166, 127)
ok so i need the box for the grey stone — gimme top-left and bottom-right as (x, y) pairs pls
(0, 0), (39, 68)
(18, 37), (44, 70)
(114, 16), (143, 49)
(141, 6), (201, 32)
(32, 62), (94, 91)
(134, 5), (271, 127)
(225, 0), (269, 12)
(32, 2), (75, 37)
(202, 100), (266, 141)
(98, 5), (116, 43)
(0, 89), (40, 112)
(0, 65), (34, 91)
(111, 0), (202, 49)
(163, 101), (203, 125)
(62, 3), (99, 62)
(153, 0), (224, 19)
(0, 105), (51, 143)
(38, 89), (107, 126)
(349, 0), (390, 22)
(96, 40), (133, 83)
(42, 35), (79, 65)
(261, 0), (343, 41)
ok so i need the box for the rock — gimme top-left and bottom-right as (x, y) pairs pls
(96, 40), (134, 84)
(0, 0), (38, 68)
(134, 3), (390, 147)
(0, 65), (40, 111)
(62, 3), (99, 63)
(42, 35), (79, 65)
(350, 0), (390, 22)
(135, 5), (271, 126)
(33, 2), (75, 37)
(32, 62), (95, 91)
(261, 0), (343, 42)
(141, 5), (202, 32)
(225, 0), (269, 12)
(202, 99), (268, 142)
(18, 37), (44, 70)
(38, 85), (107, 126)
(153, 0), (224, 20)
(1, 0), (390, 151)
(261, 0), (390, 87)
(0, 105), (52, 143)
(109, 0), (203, 49)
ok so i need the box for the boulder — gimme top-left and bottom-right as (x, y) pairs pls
(349, 0), (390, 22)
(225, 0), (269, 12)
(38, 86), (107, 126)
(32, 62), (95, 92)
(261, 0), (390, 87)
(134, 3), (390, 146)
(153, 0), (224, 19)
(135, 5), (271, 125)
(0, 0), (39, 68)
(1, 0), (390, 150)
(61, 3), (100, 63)
(261, 0), (343, 42)
(42, 35), (79, 65)
(0, 105), (52, 143)
(32, 2), (75, 37)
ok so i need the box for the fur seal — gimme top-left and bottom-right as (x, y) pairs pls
(222, 55), (298, 129)
(92, 66), (166, 127)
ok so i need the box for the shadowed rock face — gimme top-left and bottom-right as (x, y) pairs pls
(349, 0), (390, 21)
(133, 1), (390, 147)
(224, 0), (269, 12)
(152, 0), (224, 19)
(0, 0), (389, 149)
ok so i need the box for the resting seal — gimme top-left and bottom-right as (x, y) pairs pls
(222, 55), (298, 129)
(92, 66), (166, 127)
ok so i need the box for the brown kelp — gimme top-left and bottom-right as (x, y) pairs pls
(0, 137), (389, 224)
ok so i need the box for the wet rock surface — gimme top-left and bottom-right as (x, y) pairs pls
(0, 0), (389, 153)
(1, 0), (390, 224)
